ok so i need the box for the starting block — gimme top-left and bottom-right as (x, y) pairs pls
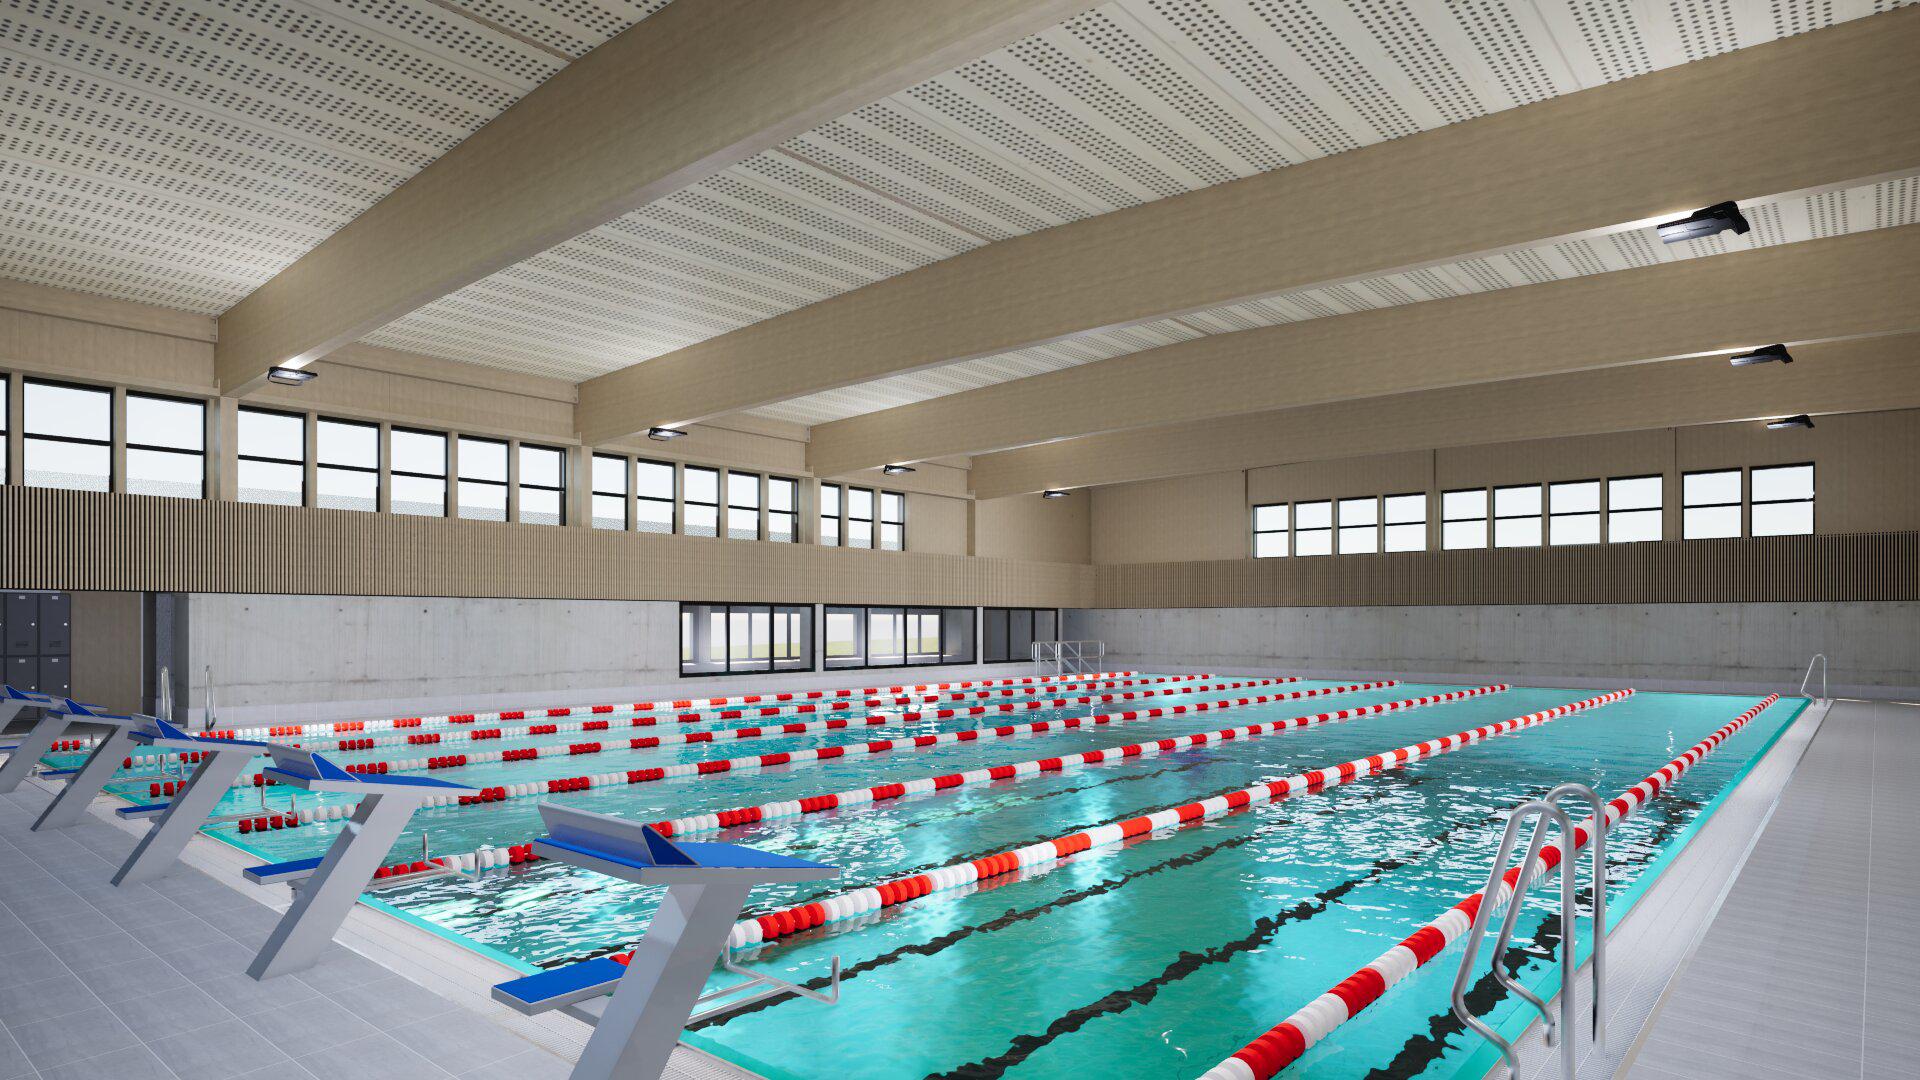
(111, 717), (273, 885)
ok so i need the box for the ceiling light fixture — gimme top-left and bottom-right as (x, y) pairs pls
(265, 366), (318, 386)
(1766, 414), (1814, 430)
(882, 464), (916, 475)
(1041, 489), (1071, 499)
(647, 427), (688, 442)
(1730, 344), (1792, 366)
(1656, 201), (1750, 244)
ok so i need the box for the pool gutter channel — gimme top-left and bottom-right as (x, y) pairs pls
(1478, 697), (1828, 1080)
(55, 772), (768, 1080)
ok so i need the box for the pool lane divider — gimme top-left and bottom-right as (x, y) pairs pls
(355, 680), (1403, 873)
(1198, 691), (1777, 1080)
(720, 683), (1565, 949)
(199, 670), (1148, 742)
(261, 676), (1304, 782)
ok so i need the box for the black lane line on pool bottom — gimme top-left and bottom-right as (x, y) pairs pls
(1362, 795), (1697, 1080)
(916, 779), (1536, 1080)
(691, 775), (1432, 1034)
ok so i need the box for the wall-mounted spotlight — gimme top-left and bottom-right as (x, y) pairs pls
(1041, 489), (1071, 499)
(647, 427), (688, 442)
(882, 464), (916, 475)
(1766, 414), (1814, 430)
(266, 366), (318, 386)
(1656, 201), (1750, 244)
(1730, 344), (1792, 367)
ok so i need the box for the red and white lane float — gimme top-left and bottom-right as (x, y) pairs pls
(413, 681), (1403, 873)
(232, 675), (1302, 782)
(1197, 692), (1776, 1080)
(196, 670), (1147, 743)
(721, 685), (1609, 949)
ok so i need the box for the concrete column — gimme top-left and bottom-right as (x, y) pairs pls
(4, 374), (21, 485)
(566, 445), (591, 527)
(506, 439), (521, 523)
(376, 421), (393, 514)
(110, 385), (128, 493)
(446, 434), (462, 519)
(208, 396), (239, 500)
(302, 413), (318, 508)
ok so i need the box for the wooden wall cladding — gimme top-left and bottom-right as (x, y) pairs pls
(0, 488), (1092, 608)
(1094, 532), (1919, 609)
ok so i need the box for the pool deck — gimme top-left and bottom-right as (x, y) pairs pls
(0, 777), (755, 1080)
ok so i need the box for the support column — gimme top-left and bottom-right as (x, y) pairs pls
(247, 792), (413, 979)
(32, 726), (138, 829)
(112, 750), (255, 884)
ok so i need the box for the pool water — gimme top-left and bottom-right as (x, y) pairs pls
(66, 681), (1798, 1079)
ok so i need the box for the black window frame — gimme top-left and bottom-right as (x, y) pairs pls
(846, 485), (875, 549)
(1382, 492), (1427, 552)
(725, 470), (761, 541)
(683, 465), (720, 538)
(1292, 499), (1333, 557)
(1682, 468), (1743, 540)
(679, 602), (815, 677)
(1336, 495), (1379, 554)
(634, 458), (675, 534)
(768, 475), (799, 543)
(819, 482), (842, 546)
(1607, 474), (1663, 544)
(1441, 487), (1489, 550)
(21, 377), (114, 493)
(388, 425), (449, 518)
(516, 442), (567, 526)
(1547, 478), (1601, 547)
(456, 435), (509, 522)
(590, 452), (630, 530)
(879, 489), (906, 551)
(1491, 483), (1544, 548)
(1750, 462), (1815, 537)
(982, 607), (1058, 664)
(314, 415), (381, 513)
(123, 389), (207, 501)
(823, 605), (977, 670)
(236, 405), (307, 507)
(1252, 502), (1288, 558)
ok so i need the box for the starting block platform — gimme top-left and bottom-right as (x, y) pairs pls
(0, 687), (104, 794)
(110, 716), (274, 886)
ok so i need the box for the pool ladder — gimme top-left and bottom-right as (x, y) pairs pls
(1452, 784), (1609, 1080)
(1032, 639), (1105, 677)
(1800, 653), (1829, 703)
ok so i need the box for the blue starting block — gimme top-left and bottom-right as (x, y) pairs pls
(490, 803), (838, 1080)
(243, 745), (471, 980)
(0, 687), (104, 794)
(244, 855), (326, 886)
(30, 701), (151, 831)
(110, 717), (274, 886)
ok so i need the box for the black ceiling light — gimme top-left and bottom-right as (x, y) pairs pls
(1656, 201), (1750, 244)
(1766, 414), (1814, 430)
(265, 365), (318, 386)
(1730, 344), (1792, 366)
(646, 427), (688, 442)
(1041, 489), (1071, 499)
(882, 464), (916, 475)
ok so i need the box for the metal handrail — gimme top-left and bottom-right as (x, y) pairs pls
(1800, 654), (1828, 703)
(1452, 783), (1609, 1079)
(1031, 640), (1105, 677)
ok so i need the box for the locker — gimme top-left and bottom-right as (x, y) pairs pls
(39, 594), (71, 654)
(4, 594), (36, 655)
(37, 656), (69, 698)
(6, 655), (35, 692)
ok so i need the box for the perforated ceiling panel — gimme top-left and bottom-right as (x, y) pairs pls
(748, 171), (1920, 425)
(358, 0), (1913, 391)
(0, 0), (671, 312)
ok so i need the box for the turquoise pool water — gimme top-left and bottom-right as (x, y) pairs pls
(64, 680), (1798, 1079)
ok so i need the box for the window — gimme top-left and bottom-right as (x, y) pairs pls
(1493, 484), (1543, 547)
(1548, 480), (1600, 546)
(636, 460), (674, 534)
(1751, 464), (1814, 536)
(1683, 469), (1742, 539)
(726, 471), (760, 540)
(457, 437), (507, 521)
(847, 486), (874, 549)
(23, 380), (111, 491)
(682, 466), (719, 537)
(390, 428), (447, 517)
(1608, 476), (1662, 543)
(125, 393), (205, 499)
(518, 444), (565, 525)
(1253, 503), (1288, 558)
(1337, 496), (1378, 554)
(1442, 489), (1488, 549)
(679, 603), (812, 676)
(1384, 493), (1426, 552)
(880, 490), (906, 550)
(982, 608), (1058, 664)
(825, 606), (975, 669)
(1293, 500), (1332, 556)
(316, 417), (378, 512)
(238, 407), (304, 505)
(819, 484), (842, 546)
(768, 477), (799, 543)
(591, 454), (628, 530)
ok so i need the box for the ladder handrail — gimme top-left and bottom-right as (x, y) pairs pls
(1452, 783), (1609, 1079)
(1800, 654), (1828, 702)
(1031, 640), (1105, 677)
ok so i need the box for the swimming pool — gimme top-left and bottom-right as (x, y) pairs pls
(59, 678), (1799, 1079)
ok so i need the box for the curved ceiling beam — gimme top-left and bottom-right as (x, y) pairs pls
(213, 0), (1088, 394)
(577, 7), (1920, 446)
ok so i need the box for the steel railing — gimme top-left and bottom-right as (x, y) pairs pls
(1031, 640), (1105, 677)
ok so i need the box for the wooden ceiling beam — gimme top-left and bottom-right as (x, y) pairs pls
(212, 0), (1087, 395)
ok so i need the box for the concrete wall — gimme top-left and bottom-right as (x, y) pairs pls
(1067, 602), (1920, 698)
(187, 594), (1065, 725)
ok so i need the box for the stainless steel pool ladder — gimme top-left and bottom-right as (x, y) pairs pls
(1031, 639), (1105, 677)
(1452, 783), (1609, 1080)
(1800, 654), (1829, 703)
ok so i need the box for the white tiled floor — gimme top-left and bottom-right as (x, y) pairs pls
(1631, 700), (1920, 1080)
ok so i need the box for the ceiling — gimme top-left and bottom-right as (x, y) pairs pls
(1, 0), (1913, 428)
